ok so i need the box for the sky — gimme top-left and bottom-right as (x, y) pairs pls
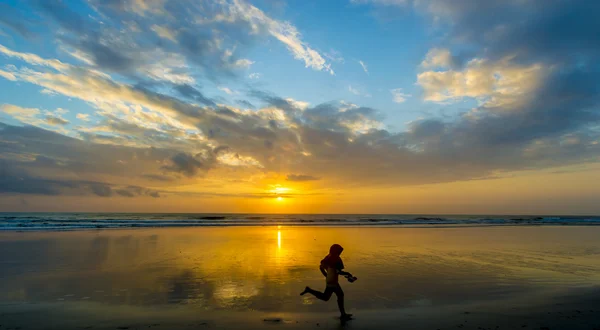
(0, 0), (599, 214)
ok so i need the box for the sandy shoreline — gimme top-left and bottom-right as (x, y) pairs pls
(2, 227), (600, 330)
(2, 288), (600, 330)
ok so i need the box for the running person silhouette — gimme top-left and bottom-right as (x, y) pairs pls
(300, 244), (354, 320)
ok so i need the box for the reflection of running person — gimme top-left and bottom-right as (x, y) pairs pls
(300, 244), (353, 320)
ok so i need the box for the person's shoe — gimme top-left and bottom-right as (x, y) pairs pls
(340, 314), (353, 320)
(299, 286), (310, 295)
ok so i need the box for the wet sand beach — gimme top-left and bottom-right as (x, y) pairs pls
(1, 226), (600, 329)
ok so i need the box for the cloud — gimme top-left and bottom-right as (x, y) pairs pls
(351, 0), (409, 5)
(28, 1), (238, 83)
(236, 99), (255, 109)
(45, 115), (69, 126)
(0, 3), (34, 38)
(390, 88), (411, 103)
(286, 174), (320, 182)
(348, 85), (371, 98)
(219, 87), (236, 95)
(76, 113), (91, 121)
(13, 0), (333, 91)
(1, 104), (46, 126)
(0, 44), (69, 72)
(1, 104), (40, 119)
(324, 49), (345, 63)
(141, 173), (174, 182)
(421, 48), (454, 69)
(2, 1), (600, 202)
(173, 84), (216, 106)
(99, 0), (168, 17)
(248, 72), (261, 79)
(41, 89), (58, 96)
(358, 60), (368, 74)
(0, 122), (180, 187)
(0, 159), (161, 198)
(150, 24), (177, 42)
(161, 152), (205, 177)
(233, 58), (254, 69)
(213, 0), (334, 74)
(0, 0), (600, 216)
(0, 70), (16, 81)
(417, 55), (543, 106)
(115, 189), (135, 197)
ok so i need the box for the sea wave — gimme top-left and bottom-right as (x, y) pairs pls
(0, 213), (599, 231)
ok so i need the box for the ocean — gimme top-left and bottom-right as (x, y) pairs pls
(1, 212), (600, 230)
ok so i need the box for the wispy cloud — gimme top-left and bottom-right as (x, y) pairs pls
(390, 88), (410, 103)
(150, 24), (178, 42)
(348, 85), (372, 97)
(211, 0), (334, 74)
(324, 49), (345, 63)
(0, 70), (16, 81)
(348, 85), (361, 96)
(358, 60), (369, 74)
(219, 87), (236, 95)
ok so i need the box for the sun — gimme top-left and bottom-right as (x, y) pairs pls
(272, 186), (290, 194)
(268, 184), (291, 201)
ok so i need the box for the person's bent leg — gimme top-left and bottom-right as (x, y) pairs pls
(302, 286), (334, 301)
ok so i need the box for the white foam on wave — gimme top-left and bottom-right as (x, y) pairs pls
(1, 213), (599, 231)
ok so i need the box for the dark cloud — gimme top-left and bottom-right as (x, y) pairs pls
(0, 3), (35, 38)
(0, 161), (66, 195)
(249, 90), (303, 116)
(236, 99), (255, 109)
(141, 174), (175, 182)
(286, 174), (320, 182)
(0, 122), (178, 188)
(392, 0), (600, 179)
(421, 0), (600, 65)
(34, 155), (58, 167)
(161, 153), (204, 177)
(115, 189), (134, 197)
(76, 38), (135, 72)
(173, 84), (216, 106)
(31, 0), (261, 81)
(0, 159), (161, 198)
(90, 183), (112, 197)
(35, 0), (88, 34)
(303, 104), (381, 133)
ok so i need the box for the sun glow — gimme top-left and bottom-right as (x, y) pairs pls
(269, 184), (290, 202)
(271, 186), (290, 194)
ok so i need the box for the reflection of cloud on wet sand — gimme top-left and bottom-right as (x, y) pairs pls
(1, 227), (600, 312)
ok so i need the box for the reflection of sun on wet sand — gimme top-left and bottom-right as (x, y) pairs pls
(1, 226), (600, 329)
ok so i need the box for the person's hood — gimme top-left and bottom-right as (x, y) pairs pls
(329, 244), (344, 256)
